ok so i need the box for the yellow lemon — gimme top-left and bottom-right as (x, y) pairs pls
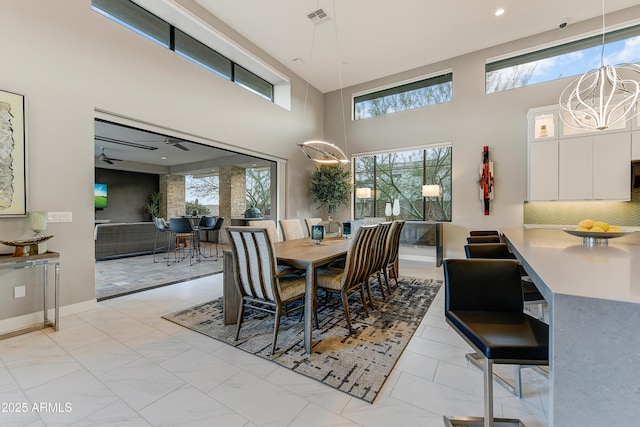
(590, 226), (605, 232)
(576, 227), (591, 231)
(593, 221), (609, 231)
(608, 225), (622, 232)
(578, 219), (594, 229)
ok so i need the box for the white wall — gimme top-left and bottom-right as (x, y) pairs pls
(0, 0), (322, 321)
(324, 5), (640, 259)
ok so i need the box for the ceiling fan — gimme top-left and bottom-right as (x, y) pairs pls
(165, 137), (190, 151)
(96, 147), (122, 165)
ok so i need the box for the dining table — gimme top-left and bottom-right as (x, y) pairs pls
(222, 236), (353, 353)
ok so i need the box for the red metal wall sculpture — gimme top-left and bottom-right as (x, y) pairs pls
(479, 146), (494, 215)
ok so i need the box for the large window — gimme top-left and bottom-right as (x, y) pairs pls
(92, 0), (274, 102)
(353, 72), (453, 120)
(486, 24), (640, 93)
(353, 145), (452, 221)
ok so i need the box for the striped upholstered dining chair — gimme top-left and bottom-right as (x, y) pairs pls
(380, 220), (405, 289)
(225, 226), (308, 354)
(279, 219), (305, 240)
(315, 224), (378, 334)
(365, 222), (392, 305)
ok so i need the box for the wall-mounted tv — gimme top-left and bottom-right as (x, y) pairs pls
(95, 183), (107, 208)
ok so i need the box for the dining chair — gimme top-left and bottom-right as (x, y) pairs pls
(280, 219), (305, 240)
(381, 220), (405, 289)
(365, 222), (392, 306)
(152, 217), (171, 263)
(318, 219), (343, 238)
(225, 226), (308, 354)
(304, 217), (322, 237)
(168, 217), (196, 265)
(248, 220), (280, 243)
(316, 224), (378, 334)
(443, 258), (548, 426)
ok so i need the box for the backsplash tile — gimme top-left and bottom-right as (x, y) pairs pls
(524, 188), (640, 226)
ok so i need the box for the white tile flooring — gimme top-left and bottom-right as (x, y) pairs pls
(0, 261), (548, 427)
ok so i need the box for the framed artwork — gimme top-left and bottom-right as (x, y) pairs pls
(0, 89), (26, 217)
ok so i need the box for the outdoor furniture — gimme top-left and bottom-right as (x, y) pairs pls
(168, 217), (197, 265)
(225, 227), (309, 355)
(443, 258), (549, 427)
(152, 217), (171, 263)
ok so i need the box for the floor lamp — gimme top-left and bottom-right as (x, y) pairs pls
(422, 185), (440, 221)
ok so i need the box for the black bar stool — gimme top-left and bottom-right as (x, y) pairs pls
(443, 259), (549, 427)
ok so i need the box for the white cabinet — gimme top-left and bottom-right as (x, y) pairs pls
(632, 131), (640, 161)
(559, 137), (592, 200)
(528, 105), (632, 201)
(558, 133), (631, 201)
(529, 140), (558, 201)
(592, 133), (631, 200)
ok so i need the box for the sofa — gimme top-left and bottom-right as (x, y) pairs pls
(95, 222), (158, 260)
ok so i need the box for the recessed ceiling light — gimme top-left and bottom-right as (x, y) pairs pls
(161, 156), (167, 160)
(495, 8), (505, 16)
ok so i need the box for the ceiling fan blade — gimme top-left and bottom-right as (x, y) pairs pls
(173, 142), (190, 151)
(103, 158), (114, 165)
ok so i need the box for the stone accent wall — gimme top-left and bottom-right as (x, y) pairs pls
(160, 175), (186, 219)
(219, 166), (246, 242)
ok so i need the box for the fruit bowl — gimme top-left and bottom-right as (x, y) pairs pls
(562, 228), (633, 246)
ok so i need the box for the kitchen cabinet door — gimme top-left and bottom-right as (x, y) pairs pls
(593, 133), (631, 200)
(559, 136), (593, 200)
(632, 131), (640, 161)
(529, 140), (558, 201)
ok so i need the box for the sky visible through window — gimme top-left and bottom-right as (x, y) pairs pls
(488, 36), (640, 92)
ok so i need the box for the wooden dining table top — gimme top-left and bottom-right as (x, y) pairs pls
(273, 237), (352, 266)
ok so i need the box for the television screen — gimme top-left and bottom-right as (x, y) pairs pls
(95, 183), (107, 208)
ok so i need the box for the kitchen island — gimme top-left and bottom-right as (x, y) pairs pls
(502, 228), (640, 427)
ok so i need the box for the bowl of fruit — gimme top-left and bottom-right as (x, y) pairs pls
(562, 220), (633, 245)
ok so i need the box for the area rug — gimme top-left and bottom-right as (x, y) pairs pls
(162, 276), (442, 403)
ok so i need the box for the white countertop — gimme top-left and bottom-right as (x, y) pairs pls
(502, 228), (640, 305)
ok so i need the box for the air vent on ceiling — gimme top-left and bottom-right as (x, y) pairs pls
(307, 9), (330, 25)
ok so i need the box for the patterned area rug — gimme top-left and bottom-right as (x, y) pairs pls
(162, 276), (442, 403)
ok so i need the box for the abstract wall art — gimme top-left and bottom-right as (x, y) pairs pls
(0, 89), (26, 217)
(479, 145), (494, 215)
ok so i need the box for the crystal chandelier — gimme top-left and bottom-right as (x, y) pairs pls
(559, 0), (640, 131)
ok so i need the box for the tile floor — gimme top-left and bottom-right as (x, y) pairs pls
(0, 261), (548, 427)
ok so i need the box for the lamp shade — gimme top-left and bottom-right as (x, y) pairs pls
(355, 187), (372, 199)
(392, 199), (400, 216)
(422, 184), (440, 197)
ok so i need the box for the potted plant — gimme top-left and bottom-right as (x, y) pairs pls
(145, 191), (161, 219)
(309, 165), (353, 217)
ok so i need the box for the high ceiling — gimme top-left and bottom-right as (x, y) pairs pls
(97, 0), (640, 168)
(195, 0), (640, 93)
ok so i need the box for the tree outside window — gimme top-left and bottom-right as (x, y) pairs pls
(354, 146), (451, 221)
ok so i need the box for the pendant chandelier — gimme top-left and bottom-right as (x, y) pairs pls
(559, 0), (640, 131)
(298, 1), (349, 165)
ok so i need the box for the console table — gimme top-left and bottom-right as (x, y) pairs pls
(0, 252), (60, 339)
